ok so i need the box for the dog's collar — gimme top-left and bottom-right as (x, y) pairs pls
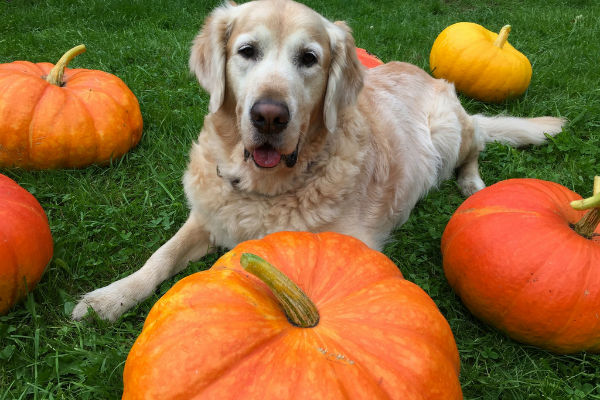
(216, 165), (241, 189)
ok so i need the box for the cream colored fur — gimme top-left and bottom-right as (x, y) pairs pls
(73, 0), (564, 321)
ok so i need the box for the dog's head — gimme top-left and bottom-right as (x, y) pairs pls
(190, 0), (363, 173)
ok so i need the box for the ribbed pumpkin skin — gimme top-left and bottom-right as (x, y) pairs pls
(442, 179), (600, 353)
(0, 60), (143, 169)
(430, 22), (532, 102)
(123, 231), (462, 400)
(0, 174), (53, 314)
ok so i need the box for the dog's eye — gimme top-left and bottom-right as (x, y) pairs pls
(238, 44), (257, 60)
(299, 50), (318, 67)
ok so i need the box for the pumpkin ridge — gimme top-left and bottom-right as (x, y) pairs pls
(301, 233), (377, 307)
(494, 223), (593, 349)
(186, 330), (294, 398)
(497, 242), (564, 324)
(444, 210), (565, 325)
(308, 233), (325, 301)
(59, 68), (96, 85)
(466, 57), (501, 98)
(66, 82), (140, 163)
(316, 275), (406, 312)
(326, 311), (458, 359)
(64, 69), (142, 131)
(303, 240), (402, 308)
(260, 231), (322, 289)
(0, 73), (46, 166)
(124, 273), (296, 398)
(27, 83), (55, 155)
(316, 322), (457, 398)
(459, 46), (496, 96)
(0, 61), (45, 76)
(319, 277), (461, 367)
(544, 241), (597, 347)
(128, 329), (292, 399)
(29, 85), (88, 168)
(61, 87), (107, 163)
(442, 207), (544, 256)
(461, 179), (582, 220)
(512, 179), (582, 220)
(327, 316), (460, 374)
(309, 332), (395, 399)
(2, 198), (48, 223)
(147, 268), (290, 324)
(0, 69), (37, 81)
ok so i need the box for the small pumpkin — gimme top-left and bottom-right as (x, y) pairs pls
(429, 22), (532, 102)
(123, 231), (462, 399)
(0, 45), (143, 169)
(0, 174), (53, 315)
(442, 178), (600, 353)
(356, 47), (384, 69)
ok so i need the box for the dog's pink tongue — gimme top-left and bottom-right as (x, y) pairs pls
(253, 145), (281, 168)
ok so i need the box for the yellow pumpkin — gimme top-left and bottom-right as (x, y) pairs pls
(429, 22), (532, 102)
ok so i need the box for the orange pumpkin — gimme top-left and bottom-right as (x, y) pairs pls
(442, 178), (600, 353)
(356, 47), (384, 69)
(123, 231), (462, 399)
(0, 174), (53, 315)
(429, 23), (532, 102)
(0, 45), (143, 169)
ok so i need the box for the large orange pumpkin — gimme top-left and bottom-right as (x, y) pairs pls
(429, 23), (532, 102)
(123, 231), (462, 399)
(442, 178), (600, 353)
(0, 45), (143, 169)
(0, 174), (53, 315)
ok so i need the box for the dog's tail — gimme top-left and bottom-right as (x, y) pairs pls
(473, 115), (566, 147)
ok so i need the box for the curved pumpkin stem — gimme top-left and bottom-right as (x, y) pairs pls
(45, 44), (86, 86)
(240, 253), (319, 328)
(570, 176), (600, 239)
(493, 25), (511, 48)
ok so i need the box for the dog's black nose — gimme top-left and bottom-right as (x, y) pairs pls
(250, 100), (289, 135)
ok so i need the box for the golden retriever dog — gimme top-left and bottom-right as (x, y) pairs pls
(73, 0), (564, 321)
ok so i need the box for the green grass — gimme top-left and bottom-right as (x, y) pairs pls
(1, 0), (599, 398)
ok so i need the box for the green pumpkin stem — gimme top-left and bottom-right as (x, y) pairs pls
(571, 176), (600, 239)
(45, 44), (86, 86)
(493, 25), (512, 48)
(240, 253), (319, 328)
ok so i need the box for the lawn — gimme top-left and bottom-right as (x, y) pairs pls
(1, 0), (599, 398)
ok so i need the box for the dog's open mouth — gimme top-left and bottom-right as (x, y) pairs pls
(246, 144), (299, 168)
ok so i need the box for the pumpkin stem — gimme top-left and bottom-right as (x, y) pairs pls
(570, 176), (600, 239)
(240, 253), (319, 328)
(493, 25), (512, 48)
(45, 44), (86, 86)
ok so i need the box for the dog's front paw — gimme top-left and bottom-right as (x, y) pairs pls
(72, 283), (137, 322)
(457, 175), (486, 197)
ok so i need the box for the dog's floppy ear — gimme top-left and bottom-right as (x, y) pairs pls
(189, 2), (236, 113)
(323, 21), (364, 133)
